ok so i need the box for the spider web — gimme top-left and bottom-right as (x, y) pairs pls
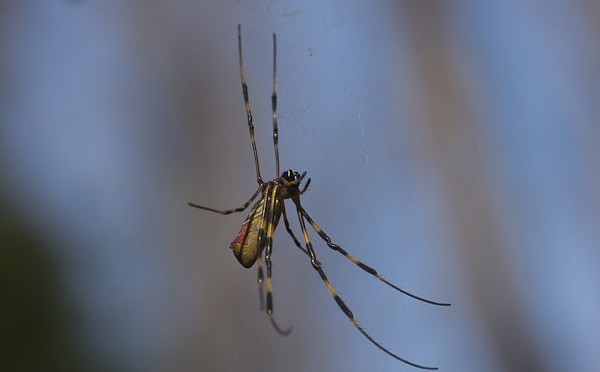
(6, 1), (599, 372)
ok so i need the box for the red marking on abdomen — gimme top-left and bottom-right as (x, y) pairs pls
(233, 221), (251, 246)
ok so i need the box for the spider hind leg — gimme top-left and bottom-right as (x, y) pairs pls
(293, 203), (439, 370)
(263, 186), (292, 336)
(299, 206), (451, 307)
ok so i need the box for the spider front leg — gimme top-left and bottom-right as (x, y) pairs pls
(238, 24), (263, 184)
(298, 205), (451, 307)
(271, 32), (280, 176)
(188, 186), (262, 215)
(292, 202), (438, 370)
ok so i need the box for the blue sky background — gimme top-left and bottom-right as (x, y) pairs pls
(1, 1), (599, 371)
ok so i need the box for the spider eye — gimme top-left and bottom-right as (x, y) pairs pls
(293, 172), (301, 179)
(282, 169), (295, 181)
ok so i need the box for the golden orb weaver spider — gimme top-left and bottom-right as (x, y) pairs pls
(189, 25), (450, 370)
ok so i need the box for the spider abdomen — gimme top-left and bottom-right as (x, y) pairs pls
(230, 184), (283, 268)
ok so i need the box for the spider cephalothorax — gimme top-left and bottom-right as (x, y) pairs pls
(281, 169), (302, 184)
(188, 24), (450, 370)
(279, 170), (310, 197)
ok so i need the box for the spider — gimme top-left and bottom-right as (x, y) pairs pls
(189, 25), (450, 370)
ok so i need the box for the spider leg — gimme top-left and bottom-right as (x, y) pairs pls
(282, 205), (309, 256)
(271, 32), (280, 176)
(243, 201), (265, 310)
(238, 24), (263, 184)
(298, 205), (451, 307)
(257, 252), (265, 310)
(188, 186), (262, 215)
(300, 178), (311, 194)
(264, 186), (292, 336)
(293, 202), (438, 370)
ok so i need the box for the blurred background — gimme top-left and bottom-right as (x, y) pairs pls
(1, 1), (599, 371)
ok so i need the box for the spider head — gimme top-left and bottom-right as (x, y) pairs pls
(280, 169), (310, 195)
(281, 169), (302, 183)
